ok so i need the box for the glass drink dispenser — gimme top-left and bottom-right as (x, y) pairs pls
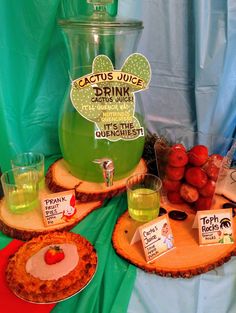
(58, 0), (149, 184)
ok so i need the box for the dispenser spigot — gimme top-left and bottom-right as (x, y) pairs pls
(93, 158), (114, 187)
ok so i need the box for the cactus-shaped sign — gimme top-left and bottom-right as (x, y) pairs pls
(70, 53), (151, 141)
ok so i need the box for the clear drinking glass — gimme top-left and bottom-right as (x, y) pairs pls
(11, 152), (45, 189)
(1, 167), (39, 214)
(126, 173), (162, 222)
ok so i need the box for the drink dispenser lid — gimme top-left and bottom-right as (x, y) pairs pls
(58, 0), (143, 30)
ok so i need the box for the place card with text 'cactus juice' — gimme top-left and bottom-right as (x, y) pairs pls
(130, 215), (175, 263)
(196, 209), (234, 245)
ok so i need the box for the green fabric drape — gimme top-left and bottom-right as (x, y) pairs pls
(52, 194), (136, 313)
(0, 231), (12, 248)
(0, 0), (65, 171)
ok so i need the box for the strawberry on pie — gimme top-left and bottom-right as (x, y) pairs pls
(44, 246), (65, 265)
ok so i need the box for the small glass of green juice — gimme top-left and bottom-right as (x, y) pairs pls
(1, 167), (39, 214)
(126, 173), (162, 222)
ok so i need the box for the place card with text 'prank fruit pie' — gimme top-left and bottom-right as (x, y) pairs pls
(41, 190), (77, 227)
(193, 209), (234, 246)
(130, 215), (175, 263)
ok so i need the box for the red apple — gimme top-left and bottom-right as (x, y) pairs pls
(185, 167), (208, 188)
(194, 197), (213, 211)
(204, 163), (220, 181)
(167, 191), (185, 204)
(166, 165), (185, 180)
(171, 143), (186, 152)
(209, 153), (224, 166)
(167, 149), (188, 167)
(203, 154), (223, 181)
(180, 183), (199, 203)
(199, 180), (216, 197)
(163, 178), (181, 192)
(188, 145), (208, 166)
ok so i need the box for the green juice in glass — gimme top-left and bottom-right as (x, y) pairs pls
(59, 110), (145, 182)
(127, 188), (160, 222)
(2, 167), (40, 214)
(6, 187), (39, 214)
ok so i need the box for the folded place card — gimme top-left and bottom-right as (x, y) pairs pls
(41, 190), (76, 227)
(193, 209), (234, 245)
(130, 215), (175, 263)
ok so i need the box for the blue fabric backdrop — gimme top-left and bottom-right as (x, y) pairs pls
(120, 0), (236, 139)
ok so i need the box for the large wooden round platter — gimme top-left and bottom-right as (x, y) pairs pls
(112, 195), (236, 278)
(0, 189), (102, 241)
(46, 158), (147, 202)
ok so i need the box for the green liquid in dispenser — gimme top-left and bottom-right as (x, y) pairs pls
(59, 111), (145, 182)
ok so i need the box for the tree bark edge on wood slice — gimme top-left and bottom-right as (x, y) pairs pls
(0, 218), (77, 242)
(0, 198), (102, 241)
(46, 158), (147, 202)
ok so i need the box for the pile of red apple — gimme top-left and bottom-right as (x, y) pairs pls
(161, 143), (223, 211)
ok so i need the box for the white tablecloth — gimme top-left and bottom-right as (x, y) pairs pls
(128, 257), (236, 313)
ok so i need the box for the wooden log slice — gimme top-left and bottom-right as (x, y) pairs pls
(112, 195), (236, 278)
(0, 192), (102, 241)
(46, 158), (147, 202)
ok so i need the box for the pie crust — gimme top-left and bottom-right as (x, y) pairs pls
(6, 231), (97, 303)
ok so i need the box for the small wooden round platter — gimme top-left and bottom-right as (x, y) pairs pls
(112, 195), (236, 278)
(0, 189), (102, 241)
(46, 158), (147, 202)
